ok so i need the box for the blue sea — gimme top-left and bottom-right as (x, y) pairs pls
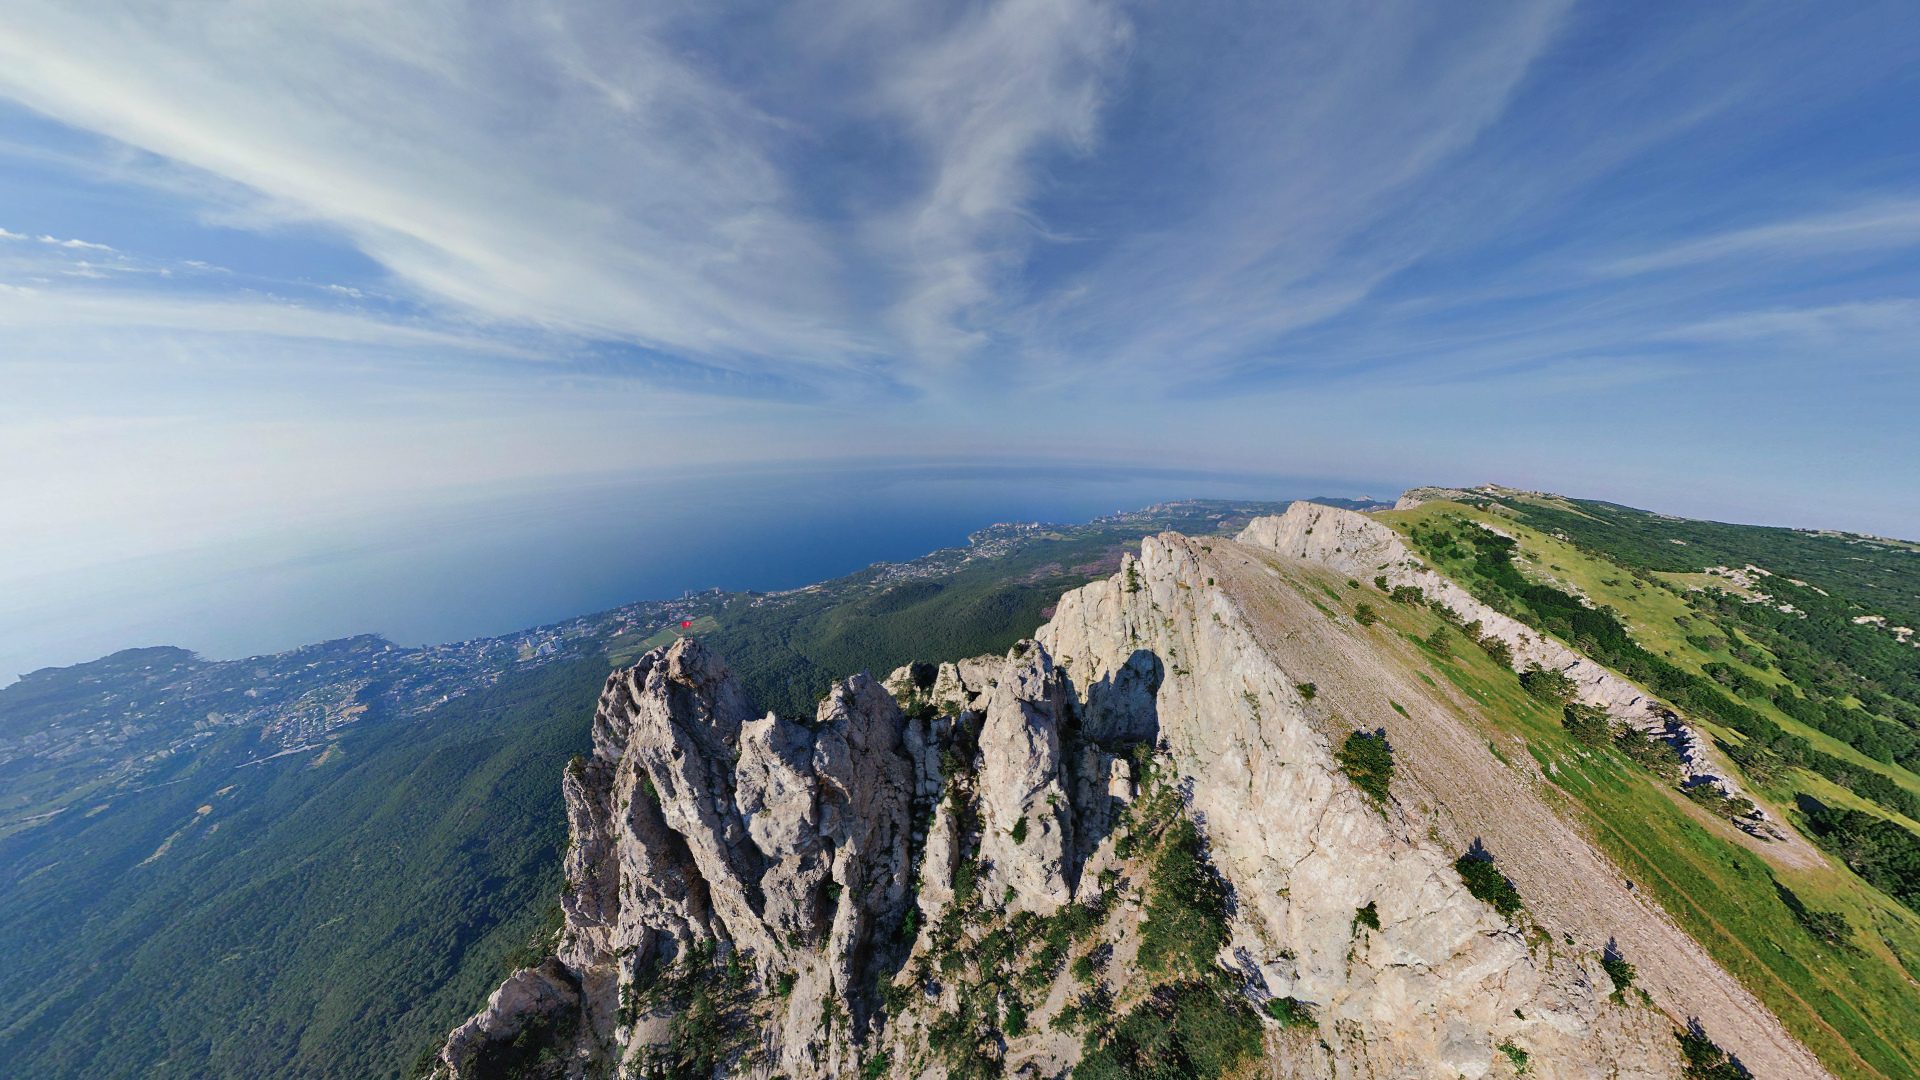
(0, 460), (1403, 682)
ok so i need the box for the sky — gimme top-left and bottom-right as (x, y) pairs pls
(2, 0), (1918, 674)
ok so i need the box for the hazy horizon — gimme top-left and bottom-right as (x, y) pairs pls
(3, 1), (1916, 681)
(1, 460), (1404, 683)
(12, 457), (1915, 688)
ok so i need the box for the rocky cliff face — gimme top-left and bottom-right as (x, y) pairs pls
(428, 513), (1829, 1080)
(1237, 502), (1770, 829)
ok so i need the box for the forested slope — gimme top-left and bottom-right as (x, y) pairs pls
(0, 660), (601, 1080)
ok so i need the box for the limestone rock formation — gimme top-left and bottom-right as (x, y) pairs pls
(1236, 501), (1769, 826)
(429, 520), (1832, 1080)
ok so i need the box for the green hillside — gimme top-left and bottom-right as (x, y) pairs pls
(0, 499), (1293, 1080)
(0, 659), (602, 1080)
(1371, 497), (1920, 1080)
(10, 490), (1913, 1080)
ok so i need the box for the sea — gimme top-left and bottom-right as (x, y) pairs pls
(0, 460), (1403, 683)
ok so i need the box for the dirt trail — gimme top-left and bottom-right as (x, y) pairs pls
(1200, 538), (1843, 1080)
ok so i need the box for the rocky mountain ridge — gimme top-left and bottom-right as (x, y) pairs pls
(431, 503), (1827, 1080)
(1237, 503), (1775, 835)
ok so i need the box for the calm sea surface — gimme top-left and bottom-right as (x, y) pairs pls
(1, 460), (1402, 682)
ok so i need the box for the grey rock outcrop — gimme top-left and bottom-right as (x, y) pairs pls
(433, 526), (1830, 1080)
(1236, 501), (1767, 823)
(440, 959), (581, 1079)
(974, 645), (1077, 913)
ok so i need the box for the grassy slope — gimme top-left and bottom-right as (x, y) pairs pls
(0, 659), (602, 1080)
(1359, 506), (1920, 1080)
(1382, 501), (1920, 817)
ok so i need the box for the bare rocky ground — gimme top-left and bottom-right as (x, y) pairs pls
(1199, 532), (1830, 1080)
(429, 505), (1835, 1080)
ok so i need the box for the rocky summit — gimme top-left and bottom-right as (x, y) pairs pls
(427, 503), (1835, 1080)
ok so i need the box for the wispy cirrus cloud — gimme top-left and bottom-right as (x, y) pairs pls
(0, 1), (865, 370)
(38, 233), (114, 250)
(1, 0), (1919, 637)
(869, 0), (1131, 359)
(1602, 201), (1920, 276)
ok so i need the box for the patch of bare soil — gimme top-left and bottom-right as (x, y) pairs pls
(1195, 538), (1842, 1080)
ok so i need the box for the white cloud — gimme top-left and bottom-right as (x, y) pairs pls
(1603, 201), (1920, 276)
(0, 285), (532, 356)
(1006, 0), (1576, 377)
(1662, 299), (1920, 345)
(38, 234), (115, 250)
(0, 1), (866, 370)
(870, 0), (1131, 358)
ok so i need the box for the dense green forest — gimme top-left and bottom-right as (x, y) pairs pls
(1484, 494), (1920, 628)
(0, 659), (601, 1080)
(1402, 515), (1920, 824)
(21, 490), (1912, 1079)
(0, 499), (1294, 1080)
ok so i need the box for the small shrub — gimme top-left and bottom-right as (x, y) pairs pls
(1071, 954), (1096, 983)
(1455, 853), (1524, 919)
(1136, 818), (1231, 975)
(1682, 783), (1756, 823)
(953, 858), (978, 898)
(1295, 682), (1317, 701)
(1678, 1022), (1751, 1080)
(1389, 585), (1425, 606)
(1775, 882), (1855, 949)
(1076, 982), (1261, 1080)
(1614, 728), (1682, 782)
(1352, 901), (1380, 932)
(1265, 996), (1315, 1029)
(1374, 575), (1389, 590)
(1479, 636), (1514, 668)
(1601, 954), (1636, 1001)
(1003, 996), (1028, 1036)
(1354, 603), (1380, 627)
(1426, 626), (1452, 656)
(1336, 731), (1393, 804)
(774, 970), (795, 997)
(881, 974), (915, 1016)
(1348, 579), (1361, 589)
(1518, 665), (1577, 705)
(1011, 815), (1029, 844)
(1562, 703), (1611, 747)
(667, 987), (724, 1078)
(1498, 1039), (1530, 1073)
(862, 1050), (893, 1080)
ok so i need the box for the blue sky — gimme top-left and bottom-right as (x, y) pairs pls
(1, 0), (1918, 667)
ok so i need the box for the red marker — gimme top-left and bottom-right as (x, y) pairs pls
(681, 621), (694, 628)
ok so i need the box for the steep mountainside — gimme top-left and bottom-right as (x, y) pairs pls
(432, 503), (1920, 1080)
(0, 498), (1304, 1080)
(8, 491), (1919, 1080)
